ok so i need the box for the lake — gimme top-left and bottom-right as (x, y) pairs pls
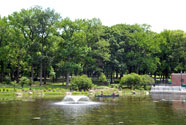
(0, 94), (186, 125)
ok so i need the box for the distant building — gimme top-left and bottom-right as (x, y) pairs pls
(171, 73), (186, 86)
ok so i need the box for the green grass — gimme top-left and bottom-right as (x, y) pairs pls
(0, 92), (16, 96)
(0, 81), (151, 99)
(44, 92), (65, 95)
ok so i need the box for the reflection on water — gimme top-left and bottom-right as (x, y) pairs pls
(151, 93), (186, 115)
(0, 95), (186, 124)
(57, 104), (99, 119)
(151, 93), (186, 102)
(53, 95), (105, 121)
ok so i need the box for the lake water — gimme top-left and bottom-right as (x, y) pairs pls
(0, 94), (186, 125)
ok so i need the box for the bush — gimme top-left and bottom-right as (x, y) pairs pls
(19, 76), (30, 88)
(2, 87), (6, 92)
(11, 80), (17, 90)
(70, 75), (93, 91)
(120, 73), (142, 89)
(4, 76), (11, 84)
(98, 73), (107, 83)
(44, 89), (47, 92)
(11, 80), (17, 86)
(141, 75), (154, 90)
(110, 84), (120, 88)
(48, 88), (52, 91)
(52, 89), (56, 92)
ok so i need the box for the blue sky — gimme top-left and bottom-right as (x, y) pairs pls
(0, 0), (186, 33)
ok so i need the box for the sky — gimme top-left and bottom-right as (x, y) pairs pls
(0, 0), (186, 33)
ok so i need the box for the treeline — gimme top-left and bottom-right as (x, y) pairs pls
(0, 6), (186, 85)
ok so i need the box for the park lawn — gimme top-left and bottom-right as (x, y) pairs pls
(0, 82), (151, 101)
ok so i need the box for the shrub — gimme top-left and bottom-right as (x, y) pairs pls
(110, 84), (120, 88)
(44, 89), (47, 92)
(4, 76), (11, 84)
(19, 76), (30, 88)
(11, 80), (17, 86)
(49, 67), (56, 78)
(98, 73), (107, 83)
(52, 89), (56, 92)
(70, 75), (93, 91)
(11, 80), (17, 90)
(48, 88), (52, 91)
(141, 75), (154, 90)
(3, 87), (6, 92)
(6, 89), (9, 92)
(120, 73), (142, 89)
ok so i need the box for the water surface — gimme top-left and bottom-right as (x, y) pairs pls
(0, 94), (186, 125)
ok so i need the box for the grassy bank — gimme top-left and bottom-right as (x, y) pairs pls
(0, 82), (151, 101)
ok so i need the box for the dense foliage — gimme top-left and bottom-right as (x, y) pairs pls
(98, 73), (107, 84)
(120, 73), (155, 89)
(19, 76), (30, 88)
(70, 75), (93, 91)
(141, 75), (155, 89)
(0, 6), (186, 87)
(120, 73), (142, 89)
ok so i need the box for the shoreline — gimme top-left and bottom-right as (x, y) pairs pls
(0, 88), (150, 99)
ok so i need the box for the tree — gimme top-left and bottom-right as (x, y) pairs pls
(8, 6), (60, 86)
(8, 7), (40, 85)
(156, 30), (186, 82)
(83, 18), (108, 77)
(0, 17), (11, 82)
(57, 18), (90, 86)
(35, 7), (60, 85)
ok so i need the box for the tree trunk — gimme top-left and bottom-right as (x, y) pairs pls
(160, 75), (162, 83)
(55, 74), (58, 82)
(10, 68), (14, 81)
(16, 56), (20, 83)
(120, 73), (123, 79)
(66, 72), (70, 86)
(154, 72), (157, 84)
(31, 63), (34, 85)
(163, 75), (165, 83)
(116, 71), (118, 79)
(0, 61), (4, 82)
(30, 51), (34, 85)
(110, 71), (113, 84)
(43, 62), (47, 84)
(40, 62), (42, 86)
(40, 36), (44, 86)
(53, 76), (55, 83)
(136, 63), (141, 74)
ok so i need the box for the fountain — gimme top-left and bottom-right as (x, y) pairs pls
(54, 95), (101, 105)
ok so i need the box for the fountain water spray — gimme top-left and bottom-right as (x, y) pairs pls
(54, 95), (102, 105)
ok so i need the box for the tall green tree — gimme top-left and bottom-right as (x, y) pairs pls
(83, 18), (107, 76)
(157, 30), (186, 81)
(57, 18), (90, 86)
(8, 7), (40, 84)
(35, 7), (60, 85)
(9, 6), (60, 85)
(0, 17), (9, 82)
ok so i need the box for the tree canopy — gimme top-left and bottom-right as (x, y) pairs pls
(0, 6), (186, 86)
